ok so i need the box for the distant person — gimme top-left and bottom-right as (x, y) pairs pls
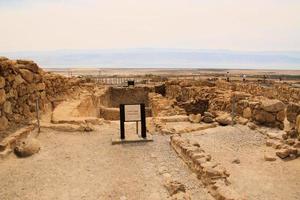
(226, 72), (230, 82)
(279, 76), (282, 81)
(242, 74), (246, 82)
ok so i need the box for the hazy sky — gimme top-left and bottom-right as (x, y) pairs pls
(0, 0), (300, 52)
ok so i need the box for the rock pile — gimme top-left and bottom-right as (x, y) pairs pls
(266, 138), (300, 160)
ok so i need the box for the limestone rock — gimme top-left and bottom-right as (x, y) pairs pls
(286, 138), (295, 145)
(0, 77), (5, 89)
(203, 116), (214, 123)
(248, 122), (258, 130)
(188, 114), (201, 123)
(254, 110), (276, 123)
(20, 69), (33, 83)
(0, 89), (6, 104)
(296, 115), (300, 134)
(215, 185), (243, 200)
(163, 180), (186, 196)
(16, 60), (39, 73)
(0, 116), (9, 131)
(261, 99), (285, 113)
(276, 110), (285, 122)
(14, 138), (41, 157)
(204, 112), (214, 118)
(215, 113), (232, 126)
(237, 117), (248, 125)
(13, 75), (25, 87)
(286, 103), (300, 123)
(170, 192), (191, 200)
(276, 149), (290, 159)
(243, 107), (252, 119)
(264, 153), (276, 161)
(3, 101), (12, 114)
(276, 148), (297, 159)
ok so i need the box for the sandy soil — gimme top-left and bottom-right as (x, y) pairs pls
(0, 122), (213, 200)
(183, 125), (300, 200)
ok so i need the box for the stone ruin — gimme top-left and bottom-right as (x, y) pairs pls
(1, 57), (300, 200)
(0, 57), (88, 136)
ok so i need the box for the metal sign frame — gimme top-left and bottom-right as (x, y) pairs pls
(119, 104), (146, 139)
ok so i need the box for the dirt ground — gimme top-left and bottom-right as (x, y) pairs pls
(0, 122), (213, 200)
(183, 125), (300, 200)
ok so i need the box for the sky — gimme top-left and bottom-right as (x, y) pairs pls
(0, 0), (300, 52)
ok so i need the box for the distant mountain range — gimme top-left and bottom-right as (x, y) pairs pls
(1, 48), (300, 69)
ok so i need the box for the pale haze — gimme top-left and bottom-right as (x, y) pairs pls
(0, 0), (300, 68)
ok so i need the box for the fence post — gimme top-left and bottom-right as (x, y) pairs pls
(231, 96), (236, 126)
(36, 97), (41, 133)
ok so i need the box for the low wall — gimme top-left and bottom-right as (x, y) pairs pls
(100, 86), (152, 108)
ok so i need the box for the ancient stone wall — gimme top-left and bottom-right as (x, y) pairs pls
(165, 80), (286, 129)
(100, 86), (152, 108)
(216, 80), (300, 104)
(286, 103), (300, 126)
(0, 57), (82, 134)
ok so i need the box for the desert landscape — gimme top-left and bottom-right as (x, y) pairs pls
(0, 57), (300, 200)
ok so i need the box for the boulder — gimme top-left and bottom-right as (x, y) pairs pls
(20, 69), (33, 83)
(237, 117), (248, 125)
(36, 83), (46, 91)
(276, 110), (285, 122)
(163, 180), (186, 196)
(0, 77), (5, 88)
(261, 99), (285, 113)
(0, 116), (9, 131)
(170, 192), (191, 200)
(264, 153), (276, 161)
(203, 116), (214, 123)
(215, 113), (232, 126)
(296, 115), (300, 134)
(276, 149), (290, 159)
(204, 112), (214, 118)
(254, 110), (276, 123)
(248, 122), (258, 130)
(276, 148), (298, 159)
(3, 101), (12, 114)
(243, 107), (252, 119)
(286, 103), (300, 123)
(16, 60), (39, 73)
(13, 75), (25, 87)
(14, 138), (41, 157)
(286, 138), (295, 146)
(0, 89), (6, 104)
(188, 114), (201, 123)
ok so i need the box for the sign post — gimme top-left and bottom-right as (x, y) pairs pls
(119, 104), (147, 140)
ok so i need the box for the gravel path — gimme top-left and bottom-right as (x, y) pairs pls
(0, 122), (213, 200)
(184, 125), (300, 200)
